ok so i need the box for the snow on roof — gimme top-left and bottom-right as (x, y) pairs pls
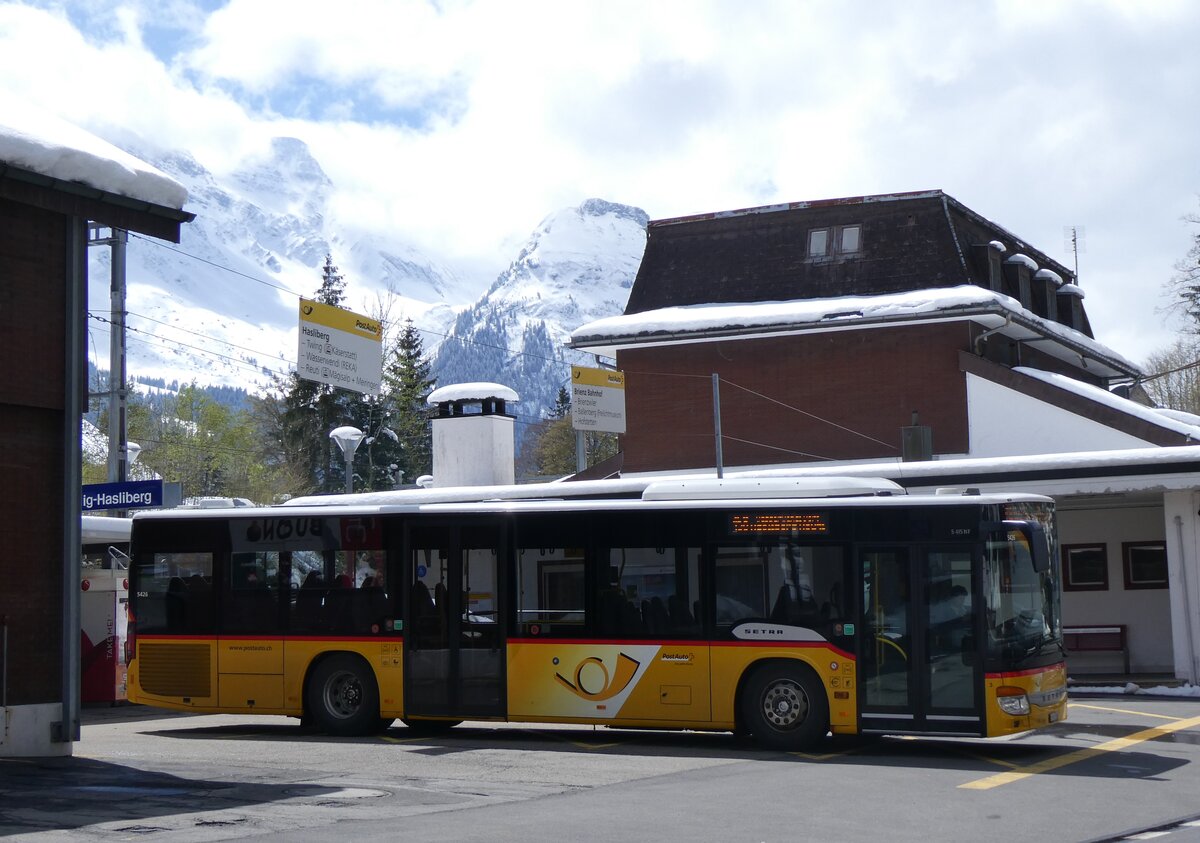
(0, 92), (187, 210)
(1004, 253), (1039, 271)
(1155, 407), (1200, 427)
(1059, 283), (1085, 298)
(427, 382), (520, 404)
(989, 240), (1006, 251)
(1034, 268), (1064, 286)
(570, 285), (1140, 374)
(1016, 367), (1200, 439)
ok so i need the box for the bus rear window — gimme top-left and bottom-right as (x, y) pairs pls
(134, 552), (214, 634)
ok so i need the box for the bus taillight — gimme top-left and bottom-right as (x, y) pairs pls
(125, 605), (136, 663)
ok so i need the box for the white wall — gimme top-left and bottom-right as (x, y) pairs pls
(966, 374), (1154, 458)
(0, 703), (71, 757)
(1058, 505), (1174, 674)
(430, 415), (516, 488)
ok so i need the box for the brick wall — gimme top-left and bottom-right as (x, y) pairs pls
(0, 197), (67, 704)
(617, 322), (972, 473)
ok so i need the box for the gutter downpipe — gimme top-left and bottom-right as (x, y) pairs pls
(1174, 514), (1199, 685)
(973, 315), (1011, 356)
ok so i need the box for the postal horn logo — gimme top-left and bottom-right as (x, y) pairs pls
(554, 653), (641, 701)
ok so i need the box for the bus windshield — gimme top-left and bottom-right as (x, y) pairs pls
(983, 526), (1061, 665)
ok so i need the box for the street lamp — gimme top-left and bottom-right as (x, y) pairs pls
(126, 441), (142, 477)
(329, 426), (365, 495)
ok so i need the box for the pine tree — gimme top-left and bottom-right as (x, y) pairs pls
(382, 319), (435, 485)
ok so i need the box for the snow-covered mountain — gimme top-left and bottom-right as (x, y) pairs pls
(87, 134), (647, 427)
(434, 199), (648, 435)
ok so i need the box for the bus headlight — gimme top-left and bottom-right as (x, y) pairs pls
(997, 687), (1030, 716)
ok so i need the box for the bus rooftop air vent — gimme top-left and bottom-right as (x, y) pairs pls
(641, 477), (906, 501)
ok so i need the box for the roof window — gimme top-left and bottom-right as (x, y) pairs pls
(807, 225), (862, 258)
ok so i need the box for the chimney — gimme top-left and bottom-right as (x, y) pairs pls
(901, 411), (933, 462)
(427, 382), (519, 487)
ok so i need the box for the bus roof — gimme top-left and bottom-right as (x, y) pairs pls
(130, 478), (1051, 523)
(82, 514), (132, 542)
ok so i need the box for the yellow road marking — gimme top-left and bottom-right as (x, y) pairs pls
(1069, 703), (1185, 722)
(960, 715), (1200, 790)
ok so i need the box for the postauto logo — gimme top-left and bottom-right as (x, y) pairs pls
(554, 653), (641, 702)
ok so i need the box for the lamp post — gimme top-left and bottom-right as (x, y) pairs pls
(329, 426), (365, 494)
(126, 441), (142, 477)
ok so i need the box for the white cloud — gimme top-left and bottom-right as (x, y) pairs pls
(2, 0), (1199, 366)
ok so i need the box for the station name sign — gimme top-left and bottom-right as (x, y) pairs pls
(571, 365), (626, 434)
(297, 298), (383, 396)
(82, 479), (164, 512)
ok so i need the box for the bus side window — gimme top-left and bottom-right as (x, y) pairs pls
(516, 546), (586, 636)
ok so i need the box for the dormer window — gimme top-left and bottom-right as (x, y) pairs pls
(840, 225), (861, 253)
(808, 228), (830, 256)
(807, 225), (862, 258)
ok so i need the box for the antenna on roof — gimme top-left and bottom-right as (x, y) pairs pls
(1063, 225), (1086, 283)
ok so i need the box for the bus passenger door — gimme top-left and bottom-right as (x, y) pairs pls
(405, 521), (506, 719)
(858, 547), (913, 731)
(858, 546), (983, 735)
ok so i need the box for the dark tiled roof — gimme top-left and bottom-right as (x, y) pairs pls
(625, 189), (1084, 331)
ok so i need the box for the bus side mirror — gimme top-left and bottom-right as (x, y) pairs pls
(980, 520), (1050, 573)
(1027, 523), (1050, 573)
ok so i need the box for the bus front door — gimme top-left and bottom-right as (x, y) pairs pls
(405, 521), (506, 720)
(858, 546), (983, 736)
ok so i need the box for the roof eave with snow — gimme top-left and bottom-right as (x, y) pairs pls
(0, 161), (194, 241)
(568, 286), (1142, 380)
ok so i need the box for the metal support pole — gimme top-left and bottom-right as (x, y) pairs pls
(712, 373), (724, 479)
(58, 216), (86, 744)
(106, 228), (129, 486)
(576, 429), (586, 474)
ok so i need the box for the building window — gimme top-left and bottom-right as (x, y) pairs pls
(1122, 542), (1168, 590)
(840, 224), (861, 253)
(808, 225), (862, 258)
(1062, 544), (1108, 591)
(808, 228), (829, 256)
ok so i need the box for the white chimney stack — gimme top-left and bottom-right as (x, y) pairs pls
(426, 382), (519, 487)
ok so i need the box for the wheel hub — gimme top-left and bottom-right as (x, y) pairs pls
(762, 680), (808, 730)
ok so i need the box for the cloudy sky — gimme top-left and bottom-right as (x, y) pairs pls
(2, 0), (1198, 368)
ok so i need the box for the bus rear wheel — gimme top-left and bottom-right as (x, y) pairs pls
(306, 654), (380, 737)
(741, 663), (829, 751)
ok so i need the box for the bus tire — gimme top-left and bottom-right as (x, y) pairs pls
(306, 654), (380, 737)
(401, 718), (462, 735)
(741, 662), (829, 751)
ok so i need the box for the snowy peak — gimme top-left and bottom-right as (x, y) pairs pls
(229, 137), (333, 219)
(433, 198), (648, 437)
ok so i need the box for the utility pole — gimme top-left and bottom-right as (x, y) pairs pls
(87, 225), (130, 485)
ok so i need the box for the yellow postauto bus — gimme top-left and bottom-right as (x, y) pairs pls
(126, 479), (1066, 750)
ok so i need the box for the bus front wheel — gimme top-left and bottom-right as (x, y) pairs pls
(306, 654), (381, 737)
(741, 663), (829, 751)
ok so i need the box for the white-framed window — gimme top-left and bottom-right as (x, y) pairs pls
(808, 228), (829, 256)
(808, 225), (861, 258)
(840, 224), (862, 253)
